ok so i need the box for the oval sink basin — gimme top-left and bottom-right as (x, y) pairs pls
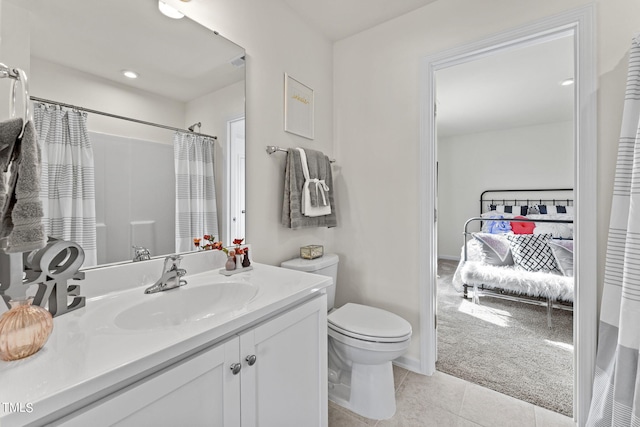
(115, 282), (258, 331)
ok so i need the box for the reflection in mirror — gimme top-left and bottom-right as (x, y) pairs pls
(4, 0), (246, 268)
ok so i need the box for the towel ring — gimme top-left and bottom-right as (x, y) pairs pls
(10, 67), (30, 139)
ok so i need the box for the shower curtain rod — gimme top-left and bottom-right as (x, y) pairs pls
(30, 96), (218, 140)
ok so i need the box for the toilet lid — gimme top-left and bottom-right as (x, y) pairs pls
(328, 303), (412, 342)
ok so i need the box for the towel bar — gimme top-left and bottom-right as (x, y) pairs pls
(266, 145), (335, 163)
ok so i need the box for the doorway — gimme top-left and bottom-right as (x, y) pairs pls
(418, 6), (597, 424)
(227, 116), (246, 245)
(434, 33), (575, 415)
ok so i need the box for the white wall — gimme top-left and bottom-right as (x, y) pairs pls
(334, 0), (640, 363)
(438, 121), (573, 259)
(0, 1), (29, 120)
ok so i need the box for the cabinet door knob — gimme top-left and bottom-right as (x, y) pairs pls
(230, 363), (242, 375)
(245, 354), (257, 366)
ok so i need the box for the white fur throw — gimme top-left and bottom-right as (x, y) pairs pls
(452, 240), (574, 302)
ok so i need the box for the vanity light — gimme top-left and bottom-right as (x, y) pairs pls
(122, 70), (139, 79)
(560, 78), (574, 86)
(158, 1), (184, 19)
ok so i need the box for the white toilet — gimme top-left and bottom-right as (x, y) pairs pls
(281, 254), (412, 420)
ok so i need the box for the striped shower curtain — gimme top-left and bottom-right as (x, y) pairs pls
(174, 132), (218, 253)
(34, 103), (97, 267)
(587, 35), (640, 426)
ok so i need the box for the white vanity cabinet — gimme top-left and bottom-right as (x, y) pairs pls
(53, 295), (327, 427)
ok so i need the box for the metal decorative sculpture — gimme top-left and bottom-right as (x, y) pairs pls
(0, 238), (86, 317)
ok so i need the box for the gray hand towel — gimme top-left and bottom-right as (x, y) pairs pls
(282, 148), (337, 230)
(0, 118), (24, 217)
(3, 121), (46, 253)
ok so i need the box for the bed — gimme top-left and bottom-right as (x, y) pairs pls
(451, 189), (575, 327)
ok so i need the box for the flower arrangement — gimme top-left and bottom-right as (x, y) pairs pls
(193, 236), (246, 256)
(193, 235), (225, 252)
(233, 238), (245, 255)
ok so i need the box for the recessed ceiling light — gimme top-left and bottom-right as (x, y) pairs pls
(158, 1), (184, 19)
(122, 70), (138, 79)
(560, 78), (574, 86)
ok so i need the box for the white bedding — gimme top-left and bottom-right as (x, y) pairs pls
(452, 239), (574, 302)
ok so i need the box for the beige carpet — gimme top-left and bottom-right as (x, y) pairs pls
(436, 259), (573, 417)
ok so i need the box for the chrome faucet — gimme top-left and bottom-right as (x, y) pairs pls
(132, 245), (151, 262)
(144, 255), (187, 294)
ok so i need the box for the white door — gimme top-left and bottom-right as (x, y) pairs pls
(239, 297), (327, 427)
(228, 117), (246, 245)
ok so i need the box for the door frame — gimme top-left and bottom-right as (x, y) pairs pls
(418, 5), (596, 424)
(226, 115), (246, 246)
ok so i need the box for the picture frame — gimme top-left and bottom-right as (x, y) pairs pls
(284, 73), (314, 139)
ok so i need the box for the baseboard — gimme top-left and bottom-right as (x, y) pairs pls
(438, 255), (459, 262)
(393, 355), (423, 375)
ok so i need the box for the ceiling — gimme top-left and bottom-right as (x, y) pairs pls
(9, 0), (245, 103)
(282, 0), (574, 137)
(8, 0), (574, 135)
(436, 35), (575, 138)
(283, 0), (439, 41)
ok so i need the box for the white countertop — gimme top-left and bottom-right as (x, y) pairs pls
(0, 263), (331, 426)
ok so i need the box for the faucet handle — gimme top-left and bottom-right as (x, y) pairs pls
(132, 245), (151, 262)
(163, 254), (183, 271)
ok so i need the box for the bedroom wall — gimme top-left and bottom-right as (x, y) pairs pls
(334, 0), (640, 365)
(438, 120), (574, 259)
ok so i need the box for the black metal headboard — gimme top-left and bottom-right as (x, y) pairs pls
(480, 188), (574, 216)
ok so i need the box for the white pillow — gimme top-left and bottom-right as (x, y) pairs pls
(528, 214), (574, 239)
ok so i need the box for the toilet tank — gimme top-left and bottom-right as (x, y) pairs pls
(281, 254), (339, 310)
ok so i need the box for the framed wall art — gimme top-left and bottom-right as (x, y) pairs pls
(284, 73), (314, 139)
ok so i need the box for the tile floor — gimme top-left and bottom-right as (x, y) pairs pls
(328, 366), (575, 427)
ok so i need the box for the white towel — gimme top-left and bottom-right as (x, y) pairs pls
(297, 148), (331, 217)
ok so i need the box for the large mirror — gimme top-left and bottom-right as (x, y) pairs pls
(2, 0), (246, 268)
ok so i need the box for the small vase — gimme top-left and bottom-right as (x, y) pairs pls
(225, 255), (236, 271)
(0, 297), (54, 362)
(242, 249), (251, 268)
(236, 255), (243, 269)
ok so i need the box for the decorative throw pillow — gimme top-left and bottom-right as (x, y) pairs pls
(481, 212), (514, 233)
(548, 240), (574, 277)
(473, 233), (514, 266)
(510, 216), (535, 234)
(506, 233), (558, 272)
(481, 215), (511, 234)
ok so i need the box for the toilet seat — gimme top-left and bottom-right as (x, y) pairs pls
(328, 303), (412, 343)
